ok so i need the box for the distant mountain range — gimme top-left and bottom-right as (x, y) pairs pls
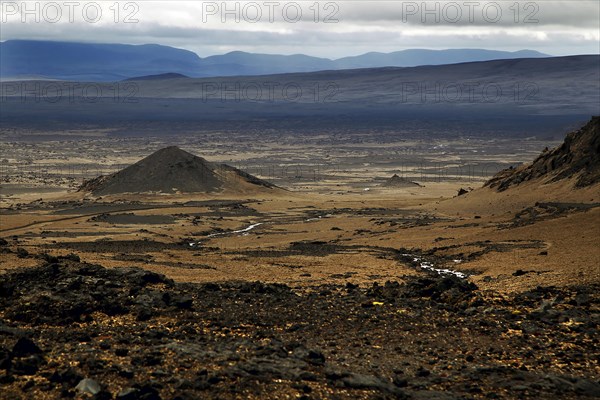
(0, 40), (551, 81)
(2, 55), (597, 137)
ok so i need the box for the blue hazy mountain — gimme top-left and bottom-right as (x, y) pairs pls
(0, 40), (203, 81)
(334, 49), (550, 69)
(0, 40), (551, 81)
(200, 51), (335, 75)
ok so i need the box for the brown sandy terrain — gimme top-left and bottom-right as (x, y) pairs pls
(1, 179), (598, 293)
(2, 119), (599, 292)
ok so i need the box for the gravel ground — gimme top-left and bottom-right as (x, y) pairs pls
(0, 259), (599, 399)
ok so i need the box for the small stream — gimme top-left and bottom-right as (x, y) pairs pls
(188, 222), (263, 246)
(185, 218), (468, 281)
(207, 222), (263, 238)
(304, 214), (333, 222)
(402, 253), (467, 279)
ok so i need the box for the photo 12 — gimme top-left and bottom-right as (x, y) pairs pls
(0, 1), (599, 399)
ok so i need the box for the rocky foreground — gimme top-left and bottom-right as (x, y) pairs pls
(0, 258), (599, 399)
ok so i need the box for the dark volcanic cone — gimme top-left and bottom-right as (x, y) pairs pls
(486, 116), (600, 191)
(79, 146), (276, 195)
(381, 174), (422, 188)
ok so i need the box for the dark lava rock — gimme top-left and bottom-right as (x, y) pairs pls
(49, 367), (83, 386)
(16, 247), (29, 258)
(131, 353), (162, 367)
(11, 337), (42, 357)
(116, 387), (140, 399)
(12, 355), (44, 375)
(0, 262), (178, 325)
(304, 350), (326, 366)
(404, 276), (477, 303)
(0, 348), (11, 371)
(118, 369), (135, 379)
(0, 258), (598, 399)
(115, 348), (129, 357)
(393, 376), (408, 388)
(367, 280), (402, 301)
(575, 379), (600, 396)
(574, 293), (591, 307)
(134, 384), (162, 400)
(0, 281), (15, 297)
(93, 390), (113, 400)
(61, 253), (81, 262)
(0, 373), (15, 384)
(339, 373), (406, 397)
(173, 295), (193, 310)
(41, 253), (60, 263)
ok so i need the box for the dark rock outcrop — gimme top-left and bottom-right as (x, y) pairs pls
(485, 117), (600, 191)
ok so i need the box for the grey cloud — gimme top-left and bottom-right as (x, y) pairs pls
(1, 0), (598, 58)
(335, 1), (599, 28)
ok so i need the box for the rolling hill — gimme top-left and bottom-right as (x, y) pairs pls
(2, 55), (597, 137)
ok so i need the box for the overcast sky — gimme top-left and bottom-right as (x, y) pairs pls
(2, 1), (599, 58)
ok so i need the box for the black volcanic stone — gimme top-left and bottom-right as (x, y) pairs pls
(11, 337), (42, 357)
(12, 355), (43, 375)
